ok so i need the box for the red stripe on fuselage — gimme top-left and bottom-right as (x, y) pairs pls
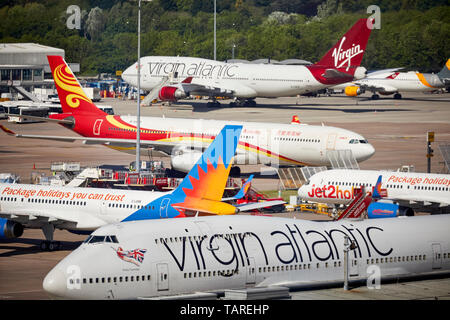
(58, 114), (305, 165)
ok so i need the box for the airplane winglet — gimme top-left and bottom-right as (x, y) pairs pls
(182, 76), (193, 84)
(0, 124), (16, 135)
(222, 175), (254, 201)
(291, 115), (301, 124)
(372, 175), (383, 199)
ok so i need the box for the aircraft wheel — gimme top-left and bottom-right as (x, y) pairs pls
(394, 93), (402, 99)
(40, 241), (48, 251)
(371, 94), (379, 100)
(229, 102), (237, 107)
(230, 166), (241, 177)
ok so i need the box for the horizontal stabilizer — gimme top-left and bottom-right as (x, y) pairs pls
(322, 69), (352, 79)
(235, 200), (285, 212)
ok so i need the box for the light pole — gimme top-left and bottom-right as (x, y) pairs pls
(213, 0), (216, 60)
(136, 0), (141, 174)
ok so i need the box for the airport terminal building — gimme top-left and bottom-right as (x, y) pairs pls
(0, 43), (79, 98)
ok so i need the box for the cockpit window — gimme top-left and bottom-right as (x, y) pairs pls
(349, 139), (359, 144)
(359, 139), (368, 144)
(83, 235), (119, 244)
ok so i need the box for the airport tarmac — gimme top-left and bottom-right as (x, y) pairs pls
(0, 91), (449, 300)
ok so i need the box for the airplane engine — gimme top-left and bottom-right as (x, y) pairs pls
(170, 148), (241, 176)
(0, 218), (24, 239)
(367, 202), (414, 219)
(353, 66), (367, 80)
(158, 86), (187, 101)
(344, 86), (361, 96)
(170, 149), (203, 173)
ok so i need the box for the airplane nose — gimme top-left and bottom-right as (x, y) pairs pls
(298, 186), (307, 199)
(359, 144), (375, 161)
(43, 267), (67, 298)
(122, 64), (137, 86)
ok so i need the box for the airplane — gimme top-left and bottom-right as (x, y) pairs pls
(332, 59), (450, 99)
(121, 18), (373, 107)
(42, 213), (450, 299)
(297, 169), (450, 217)
(0, 125), (284, 250)
(0, 56), (375, 174)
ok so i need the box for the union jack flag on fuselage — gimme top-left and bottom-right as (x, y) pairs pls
(115, 247), (147, 266)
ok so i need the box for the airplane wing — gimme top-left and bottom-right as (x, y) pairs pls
(389, 195), (449, 209)
(352, 81), (398, 93)
(0, 124), (202, 152)
(181, 81), (236, 98)
(0, 210), (77, 226)
(4, 114), (74, 125)
(366, 68), (404, 78)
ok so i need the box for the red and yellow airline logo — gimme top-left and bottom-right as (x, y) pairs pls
(53, 63), (92, 108)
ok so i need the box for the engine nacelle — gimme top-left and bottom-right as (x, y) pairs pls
(0, 218), (24, 239)
(345, 86), (361, 97)
(170, 150), (203, 173)
(353, 66), (367, 80)
(158, 86), (187, 101)
(367, 202), (414, 219)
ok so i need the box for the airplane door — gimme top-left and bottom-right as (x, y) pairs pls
(326, 133), (337, 150)
(156, 263), (169, 291)
(432, 243), (442, 269)
(93, 119), (103, 136)
(160, 198), (170, 218)
(349, 258), (359, 277)
(246, 257), (256, 285)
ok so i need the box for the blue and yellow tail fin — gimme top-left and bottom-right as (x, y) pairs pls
(172, 125), (242, 201)
(372, 175), (383, 199)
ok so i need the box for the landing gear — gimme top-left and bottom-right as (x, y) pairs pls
(229, 99), (257, 107)
(371, 94), (380, 100)
(40, 240), (62, 251)
(206, 100), (221, 108)
(40, 223), (61, 251)
(393, 93), (402, 99)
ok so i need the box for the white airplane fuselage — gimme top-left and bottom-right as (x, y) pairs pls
(101, 116), (375, 169)
(43, 214), (450, 299)
(122, 56), (354, 98)
(334, 71), (445, 95)
(0, 184), (172, 230)
(298, 169), (450, 206)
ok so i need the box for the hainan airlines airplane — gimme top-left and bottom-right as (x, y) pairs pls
(298, 169), (450, 217)
(42, 214), (450, 299)
(0, 125), (283, 250)
(0, 56), (375, 173)
(333, 59), (450, 99)
(121, 19), (373, 107)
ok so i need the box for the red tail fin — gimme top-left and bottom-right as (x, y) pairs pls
(47, 56), (105, 115)
(315, 19), (372, 71)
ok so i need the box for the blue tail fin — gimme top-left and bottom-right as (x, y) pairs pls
(372, 175), (383, 199)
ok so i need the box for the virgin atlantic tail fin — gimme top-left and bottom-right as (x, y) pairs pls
(47, 56), (106, 115)
(315, 19), (373, 72)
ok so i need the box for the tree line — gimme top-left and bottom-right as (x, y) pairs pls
(0, 0), (448, 75)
